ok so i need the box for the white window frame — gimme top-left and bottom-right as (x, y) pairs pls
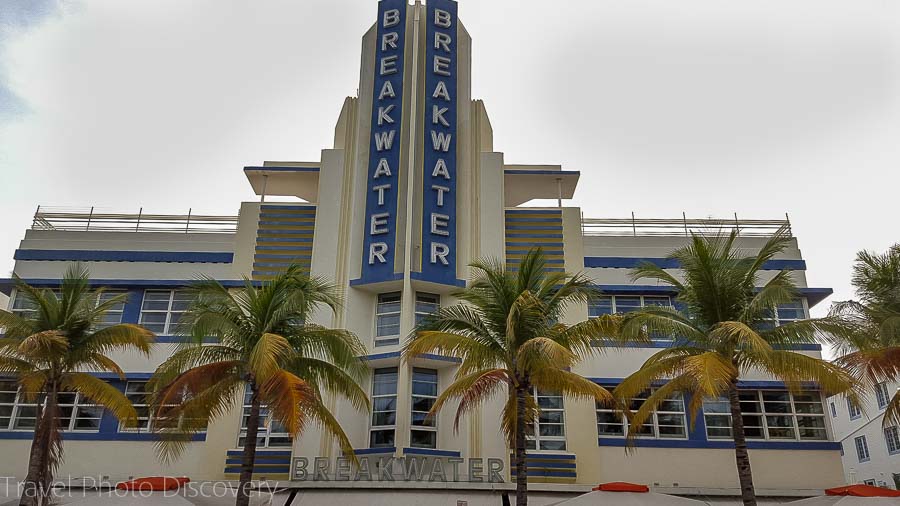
(527, 389), (567, 451)
(410, 368), (438, 449)
(139, 289), (191, 335)
(370, 367), (398, 449)
(238, 386), (291, 448)
(885, 426), (900, 456)
(119, 380), (206, 434)
(10, 289), (124, 329)
(875, 382), (890, 410)
(0, 380), (101, 433)
(830, 401), (837, 418)
(848, 398), (862, 420)
(588, 295), (673, 317)
(374, 293), (402, 346)
(703, 390), (828, 441)
(414, 293), (440, 327)
(855, 435), (871, 462)
(596, 389), (688, 439)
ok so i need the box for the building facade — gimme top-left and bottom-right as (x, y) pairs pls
(0, 0), (848, 503)
(829, 380), (900, 490)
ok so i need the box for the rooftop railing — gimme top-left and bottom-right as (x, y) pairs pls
(581, 213), (792, 238)
(31, 206), (239, 234)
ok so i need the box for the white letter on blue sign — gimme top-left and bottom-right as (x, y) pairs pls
(380, 55), (398, 76)
(374, 130), (395, 151)
(432, 81), (450, 101)
(431, 185), (449, 206)
(371, 213), (389, 235)
(384, 9), (400, 28)
(434, 9), (451, 28)
(378, 104), (395, 125)
(432, 105), (449, 127)
(369, 243), (388, 264)
(382, 32), (398, 51)
(431, 213), (449, 236)
(432, 159), (450, 179)
(430, 242), (450, 265)
(373, 184), (391, 205)
(434, 32), (451, 52)
(374, 158), (392, 178)
(431, 131), (451, 152)
(433, 56), (451, 76)
(378, 81), (396, 100)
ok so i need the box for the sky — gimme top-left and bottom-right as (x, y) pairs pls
(1, 0), (899, 319)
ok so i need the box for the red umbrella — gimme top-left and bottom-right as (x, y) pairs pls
(824, 485), (900, 497)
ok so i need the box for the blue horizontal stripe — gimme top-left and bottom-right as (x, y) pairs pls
(507, 259), (564, 264)
(505, 209), (562, 215)
(354, 447), (396, 455)
(361, 351), (460, 363)
(409, 272), (468, 287)
(0, 432), (206, 442)
(598, 438), (839, 451)
(506, 234), (564, 239)
(507, 249), (564, 255)
(403, 447), (461, 457)
(258, 221), (316, 227)
(254, 254), (312, 260)
(585, 257), (807, 271)
(588, 377), (820, 390)
(256, 237), (313, 243)
(14, 250), (234, 264)
(506, 242), (564, 248)
(224, 466), (290, 474)
(590, 339), (821, 351)
(245, 166), (319, 173)
(511, 461), (576, 469)
(257, 229), (315, 235)
(259, 213), (317, 219)
(504, 170), (580, 176)
(227, 450), (292, 457)
(225, 458), (290, 465)
(520, 470), (577, 478)
(254, 262), (310, 269)
(256, 245), (313, 251)
(514, 453), (576, 460)
(349, 272), (405, 286)
(505, 218), (563, 223)
(259, 205), (317, 210)
(506, 226), (563, 231)
(509, 268), (565, 272)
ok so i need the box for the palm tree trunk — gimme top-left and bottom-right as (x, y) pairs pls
(514, 384), (528, 506)
(727, 380), (757, 506)
(236, 384), (261, 506)
(21, 383), (59, 506)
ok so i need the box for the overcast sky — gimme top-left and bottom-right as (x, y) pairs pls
(1, 0), (898, 319)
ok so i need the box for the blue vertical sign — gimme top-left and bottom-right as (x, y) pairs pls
(420, 0), (459, 285)
(360, 0), (407, 284)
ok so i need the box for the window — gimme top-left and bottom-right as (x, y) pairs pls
(885, 426), (900, 455)
(414, 293), (440, 326)
(596, 389), (687, 439)
(528, 390), (566, 451)
(139, 290), (192, 334)
(588, 295), (672, 317)
(893, 473), (900, 490)
(11, 290), (124, 329)
(0, 381), (100, 432)
(121, 380), (206, 433)
(410, 368), (438, 449)
(830, 402), (837, 418)
(876, 382), (891, 410)
(855, 435), (871, 462)
(703, 390), (827, 441)
(848, 398), (862, 420)
(375, 293), (401, 346)
(774, 300), (805, 325)
(239, 387), (291, 448)
(863, 479), (876, 486)
(370, 368), (398, 448)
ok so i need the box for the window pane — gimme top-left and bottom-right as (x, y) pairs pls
(373, 397), (396, 412)
(539, 440), (567, 451)
(615, 297), (641, 313)
(643, 296), (671, 307)
(538, 395), (563, 410)
(411, 396), (435, 413)
(410, 430), (436, 449)
(370, 429), (395, 448)
(372, 411), (396, 426)
(589, 297), (613, 317)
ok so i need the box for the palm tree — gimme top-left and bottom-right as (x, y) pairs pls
(403, 248), (620, 506)
(149, 265), (368, 506)
(828, 245), (900, 427)
(613, 228), (859, 506)
(0, 264), (154, 506)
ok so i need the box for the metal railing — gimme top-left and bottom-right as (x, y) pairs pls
(31, 206), (239, 234)
(581, 212), (792, 238)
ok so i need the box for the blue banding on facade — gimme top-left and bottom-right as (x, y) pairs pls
(585, 257), (807, 271)
(504, 209), (562, 215)
(354, 447), (396, 455)
(597, 438), (840, 451)
(14, 250), (234, 264)
(403, 447), (461, 457)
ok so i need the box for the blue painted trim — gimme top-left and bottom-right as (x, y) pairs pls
(590, 339), (821, 351)
(255, 254), (312, 260)
(227, 450), (292, 456)
(258, 221), (315, 226)
(257, 229), (315, 235)
(505, 234), (564, 239)
(504, 170), (580, 176)
(511, 461), (575, 469)
(259, 205), (317, 210)
(154, 336), (220, 344)
(14, 250), (234, 264)
(226, 456), (290, 465)
(587, 377), (820, 391)
(507, 258), (564, 264)
(403, 447), (461, 457)
(362, 352), (400, 361)
(509, 268), (565, 272)
(360, 351), (459, 364)
(409, 272), (467, 287)
(505, 218), (563, 223)
(224, 466), (290, 474)
(519, 470), (577, 478)
(506, 242), (564, 248)
(585, 257), (806, 271)
(354, 447), (395, 455)
(244, 166), (319, 172)
(506, 226), (563, 231)
(258, 214), (316, 219)
(256, 245), (313, 251)
(0, 279), (252, 294)
(349, 273), (405, 287)
(597, 438), (840, 450)
(254, 262), (311, 269)
(256, 237), (313, 243)
(520, 453), (576, 460)
(505, 209), (562, 215)
(0, 432), (206, 442)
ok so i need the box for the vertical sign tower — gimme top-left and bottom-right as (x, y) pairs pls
(420, 0), (459, 285)
(360, 0), (408, 283)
